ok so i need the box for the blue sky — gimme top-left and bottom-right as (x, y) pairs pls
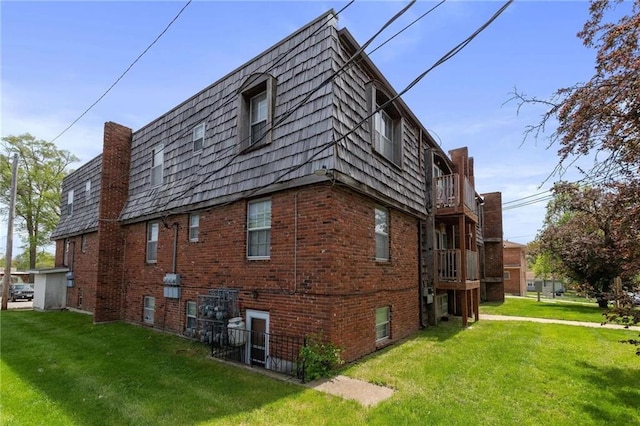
(0, 0), (624, 253)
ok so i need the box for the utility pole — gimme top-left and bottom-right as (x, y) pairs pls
(2, 153), (19, 310)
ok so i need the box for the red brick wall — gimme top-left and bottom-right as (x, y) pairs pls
(95, 122), (132, 323)
(63, 233), (99, 312)
(503, 246), (526, 296)
(121, 184), (420, 362)
(481, 192), (504, 302)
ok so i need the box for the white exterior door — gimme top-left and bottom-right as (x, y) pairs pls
(245, 310), (270, 369)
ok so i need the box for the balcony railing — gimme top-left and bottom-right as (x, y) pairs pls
(436, 249), (479, 282)
(435, 174), (479, 216)
(464, 177), (478, 215)
(435, 174), (459, 208)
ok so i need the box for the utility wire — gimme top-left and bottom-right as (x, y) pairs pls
(160, 0), (416, 213)
(50, 0), (193, 144)
(240, 0), (513, 201)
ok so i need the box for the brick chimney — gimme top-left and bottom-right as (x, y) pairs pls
(94, 122), (132, 323)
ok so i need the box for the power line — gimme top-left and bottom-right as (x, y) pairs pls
(160, 1), (417, 213)
(50, 0), (193, 144)
(240, 0), (514, 201)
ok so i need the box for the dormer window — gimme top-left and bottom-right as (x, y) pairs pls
(151, 145), (164, 187)
(67, 190), (74, 216)
(250, 92), (267, 145)
(238, 73), (276, 152)
(193, 123), (205, 152)
(368, 83), (403, 166)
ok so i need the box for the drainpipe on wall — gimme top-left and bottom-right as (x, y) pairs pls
(418, 223), (426, 328)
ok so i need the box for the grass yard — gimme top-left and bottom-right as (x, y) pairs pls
(480, 296), (608, 323)
(2, 310), (639, 425)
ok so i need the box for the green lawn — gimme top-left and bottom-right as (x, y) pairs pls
(480, 296), (608, 323)
(2, 310), (639, 425)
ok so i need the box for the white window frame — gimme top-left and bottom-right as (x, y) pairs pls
(67, 189), (74, 216)
(368, 84), (403, 166)
(186, 301), (197, 332)
(189, 213), (200, 242)
(250, 91), (268, 145)
(85, 180), (91, 195)
(247, 199), (271, 259)
(146, 222), (159, 263)
(81, 234), (87, 253)
(151, 145), (164, 187)
(193, 123), (205, 152)
(238, 73), (276, 152)
(375, 206), (389, 261)
(143, 296), (155, 324)
(376, 306), (390, 342)
(63, 238), (70, 266)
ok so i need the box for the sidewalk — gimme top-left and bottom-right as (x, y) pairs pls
(480, 314), (640, 331)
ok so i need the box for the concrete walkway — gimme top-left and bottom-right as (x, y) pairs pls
(480, 314), (640, 331)
(307, 375), (394, 407)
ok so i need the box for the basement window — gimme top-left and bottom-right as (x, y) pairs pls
(143, 296), (155, 324)
(375, 306), (390, 341)
(186, 301), (196, 332)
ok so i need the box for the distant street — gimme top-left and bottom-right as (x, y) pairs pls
(1, 299), (33, 310)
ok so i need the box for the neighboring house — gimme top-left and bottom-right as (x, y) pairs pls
(526, 272), (565, 295)
(51, 10), (503, 366)
(503, 240), (527, 296)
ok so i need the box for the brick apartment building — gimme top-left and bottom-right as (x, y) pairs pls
(503, 240), (527, 296)
(51, 10), (503, 365)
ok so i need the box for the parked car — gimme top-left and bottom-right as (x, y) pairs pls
(9, 283), (34, 302)
(627, 292), (640, 306)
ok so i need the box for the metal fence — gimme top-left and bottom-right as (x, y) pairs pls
(209, 323), (306, 381)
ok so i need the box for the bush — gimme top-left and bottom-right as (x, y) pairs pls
(299, 333), (344, 382)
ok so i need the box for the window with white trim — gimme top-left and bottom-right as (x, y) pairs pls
(151, 145), (164, 187)
(238, 73), (276, 151)
(189, 214), (200, 242)
(193, 123), (205, 152)
(247, 199), (271, 258)
(143, 296), (155, 324)
(63, 238), (70, 266)
(67, 189), (74, 216)
(146, 222), (159, 263)
(186, 301), (196, 332)
(376, 306), (390, 341)
(375, 206), (389, 261)
(368, 84), (403, 166)
(85, 180), (91, 195)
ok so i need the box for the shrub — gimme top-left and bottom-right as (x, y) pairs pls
(299, 333), (344, 382)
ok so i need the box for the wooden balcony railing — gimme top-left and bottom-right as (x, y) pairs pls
(435, 174), (459, 208)
(436, 249), (479, 282)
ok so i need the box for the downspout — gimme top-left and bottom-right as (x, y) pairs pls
(294, 192), (298, 294)
(418, 222), (425, 328)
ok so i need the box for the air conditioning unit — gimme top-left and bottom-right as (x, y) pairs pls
(435, 294), (449, 318)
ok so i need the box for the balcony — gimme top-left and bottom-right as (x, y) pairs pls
(435, 249), (480, 290)
(435, 174), (478, 219)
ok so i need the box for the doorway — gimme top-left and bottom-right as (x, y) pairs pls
(245, 310), (270, 368)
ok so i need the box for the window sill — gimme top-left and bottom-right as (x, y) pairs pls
(247, 256), (271, 261)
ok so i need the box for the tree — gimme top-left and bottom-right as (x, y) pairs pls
(13, 250), (55, 271)
(537, 182), (629, 307)
(511, 0), (640, 182)
(0, 134), (78, 270)
(511, 0), (640, 350)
